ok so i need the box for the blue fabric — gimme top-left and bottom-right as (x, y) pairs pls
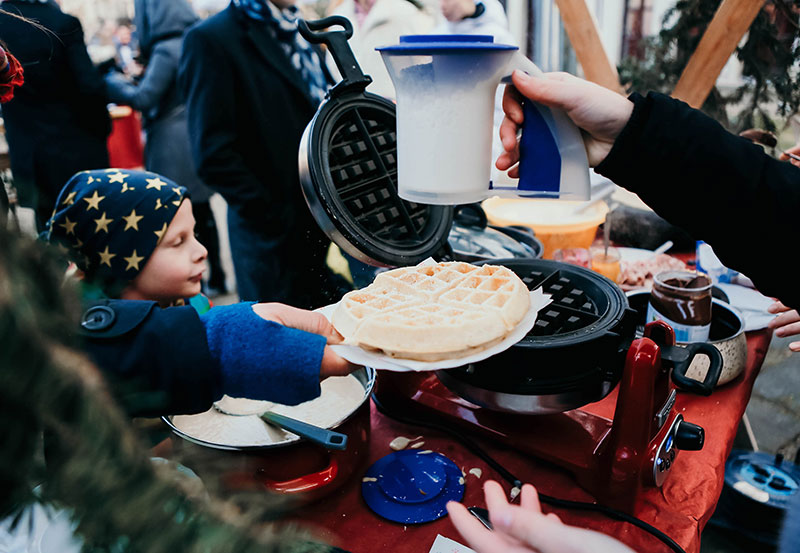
(201, 302), (324, 405)
(231, 0), (328, 106)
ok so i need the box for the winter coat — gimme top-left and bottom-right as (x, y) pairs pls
(105, 0), (211, 202)
(0, 1), (110, 212)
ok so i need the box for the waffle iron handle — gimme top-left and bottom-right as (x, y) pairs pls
(298, 17), (372, 93)
(666, 342), (723, 396)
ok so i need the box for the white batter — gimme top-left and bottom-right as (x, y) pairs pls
(172, 375), (366, 447)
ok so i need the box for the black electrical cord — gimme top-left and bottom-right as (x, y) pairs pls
(371, 393), (687, 553)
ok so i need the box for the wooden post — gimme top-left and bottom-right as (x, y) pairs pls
(555, 0), (624, 94)
(671, 0), (765, 108)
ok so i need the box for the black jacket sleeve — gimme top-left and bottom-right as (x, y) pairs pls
(78, 300), (221, 416)
(596, 92), (800, 310)
(105, 43), (175, 113)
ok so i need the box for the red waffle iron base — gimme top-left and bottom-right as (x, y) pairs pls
(374, 320), (695, 513)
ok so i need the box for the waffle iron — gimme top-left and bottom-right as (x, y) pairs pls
(296, 17), (723, 512)
(298, 16), (453, 268)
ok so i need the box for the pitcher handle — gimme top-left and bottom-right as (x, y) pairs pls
(495, 52), (590, 201)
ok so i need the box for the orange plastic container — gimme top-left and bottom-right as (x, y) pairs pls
(482, 197), (609, 259)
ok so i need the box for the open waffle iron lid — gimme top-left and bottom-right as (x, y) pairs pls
(298, 17), (453, 268)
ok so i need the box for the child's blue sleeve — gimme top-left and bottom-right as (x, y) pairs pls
(200, 303), (324, 405)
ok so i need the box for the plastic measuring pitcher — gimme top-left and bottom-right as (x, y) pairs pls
(377, 35), (590, 205)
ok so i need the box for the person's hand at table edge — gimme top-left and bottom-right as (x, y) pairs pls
(447, 480), (637, 553)
(768, 300), (800, 352)
(252, 302), (360, 377)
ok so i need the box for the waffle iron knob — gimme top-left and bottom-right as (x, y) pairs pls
(675, 421), (704, 451)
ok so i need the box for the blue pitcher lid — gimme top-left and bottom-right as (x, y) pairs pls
(377, 34), (517, 54)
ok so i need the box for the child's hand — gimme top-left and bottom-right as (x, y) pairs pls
(447, 481), (636, 553)
(767, 300), (800, 351)
(251, 303), (361, 377)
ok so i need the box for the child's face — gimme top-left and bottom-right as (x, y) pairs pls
(122, 200), (208, 304)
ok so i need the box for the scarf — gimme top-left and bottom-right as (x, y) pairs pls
(232, 0), (328, 106)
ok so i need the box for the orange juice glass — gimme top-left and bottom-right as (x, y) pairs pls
(590, 247), (621, 283)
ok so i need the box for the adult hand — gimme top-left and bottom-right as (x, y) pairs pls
(251, 302), (360, 377)
(447, 481), (636, 553)
(768, 300), (800, 351)
(779, 143), (800, 169)
(497, 71), (634, 174)
(440, 0), (478, 21)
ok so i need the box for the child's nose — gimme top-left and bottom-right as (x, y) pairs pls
(194, 238), (208, 262)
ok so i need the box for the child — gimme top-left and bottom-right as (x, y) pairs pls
(46, 168), (355, 408)
(46, 168), (209, 310)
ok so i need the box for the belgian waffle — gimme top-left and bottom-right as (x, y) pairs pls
(332, 262), (530, 361)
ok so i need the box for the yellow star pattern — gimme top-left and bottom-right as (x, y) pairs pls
(154, 222), (168, 242)
(94, 212), (113, 234)
(155, 198), (163, 210)
(98, 246), (116, 267)
(108, 171), (128, 184)
(61, 191), (77, 206)
(124, 250), (145, 271)
(172, 186), (182, 195)
(75, 238), (84, 249)
(122, 209), (143, 231)
(172, 200), (182, 207)
(146, 177), (167, 190)
(58, 216), (77, 235)
(87, 176), (99, 185)
(121, 182), (135, 193)
(83, 190), (105, 211)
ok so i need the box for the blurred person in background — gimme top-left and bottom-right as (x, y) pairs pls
(179, 0), (351, 307)
(105, 0), (229, 296)
(0, 0), (111, 231)
(326, 0), (434, 100)
(112, 17), (142, 76)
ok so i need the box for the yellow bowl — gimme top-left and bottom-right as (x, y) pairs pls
(482, 197), (609, 259)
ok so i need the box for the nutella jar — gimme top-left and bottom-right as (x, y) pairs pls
(647, 271), (712, 342)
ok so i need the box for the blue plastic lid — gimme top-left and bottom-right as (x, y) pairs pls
(377, 34), (517, 54)
(361, 450), (465, 524)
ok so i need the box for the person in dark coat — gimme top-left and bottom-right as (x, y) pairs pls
(104, 0), (229, 296)
(179, 0), (351, 308)
(0, 0), (110, 230)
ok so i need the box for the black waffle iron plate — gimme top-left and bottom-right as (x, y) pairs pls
(438, 259), (638, 414)
(298, 16), (453, 267)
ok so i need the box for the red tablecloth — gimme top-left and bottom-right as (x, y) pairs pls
(289, 330), (772, 553)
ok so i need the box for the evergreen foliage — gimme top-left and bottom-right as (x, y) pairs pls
(618, 0), (800, 133)
(0, 225), (333, 553)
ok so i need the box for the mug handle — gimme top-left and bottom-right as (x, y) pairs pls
(496, 52), (590, 201)
(662, 342), (724, 396)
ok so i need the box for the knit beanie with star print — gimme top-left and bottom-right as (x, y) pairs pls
(45, 169), (189, 295)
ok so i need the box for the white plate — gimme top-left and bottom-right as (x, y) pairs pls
(318, 288), (550, 372)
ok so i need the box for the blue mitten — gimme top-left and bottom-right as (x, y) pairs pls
(200, 302), (324, 405)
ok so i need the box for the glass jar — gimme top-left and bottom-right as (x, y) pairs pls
(647, 270), (712, 342)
